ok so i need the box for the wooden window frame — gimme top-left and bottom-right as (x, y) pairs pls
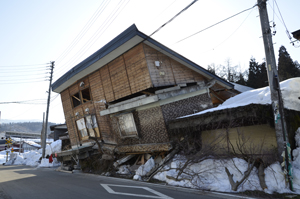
(76, 115), (100, 141)
(71, 87), (92, 109)
(116, 112), (138, 138)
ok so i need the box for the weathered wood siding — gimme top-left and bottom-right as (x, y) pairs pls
(201, 124), (278, 154)
(60, 43), (152, 146)
(60, 42), (215, 148)
(143, 44), (207, 87)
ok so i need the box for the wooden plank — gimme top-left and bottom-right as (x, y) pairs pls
(100, 65), (115, 102)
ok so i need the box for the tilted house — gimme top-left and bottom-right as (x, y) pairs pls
(52, 24), (235, 157)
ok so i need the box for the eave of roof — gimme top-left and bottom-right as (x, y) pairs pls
(52, 24), (233, 93)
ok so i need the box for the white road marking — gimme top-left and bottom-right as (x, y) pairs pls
(101, 184), (173, 199)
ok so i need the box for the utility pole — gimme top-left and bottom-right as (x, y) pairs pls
(257, 0), (293, 191)
(42, 61), (54, 158)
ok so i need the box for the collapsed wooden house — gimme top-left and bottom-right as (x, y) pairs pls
(52, 24), (236, 161)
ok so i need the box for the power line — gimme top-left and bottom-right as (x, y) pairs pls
(175, 4), (257, 44)
(200, 7), (255, 54)
(54, 0), (129, 80)
(0, 68), (49, 73)
(0, 63), (50, 67)
(149, 0), (198, 38)
(0, 72), (48, 77)
(273, 0), (292, 40)
(55, 1), (110, 64)
(0, 80), (48, 84)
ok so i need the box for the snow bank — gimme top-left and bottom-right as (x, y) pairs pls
(117, 165), (131, 174)
(151, 126), (300, 194)
(181, 78), (300, 119)
(0, 140), (62, 168)
(134, 158), (155, 180)
(38, 140), (62, 156)
(38, 158), (60, 168)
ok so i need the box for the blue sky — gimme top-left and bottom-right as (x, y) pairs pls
(0, 0), (299, 124)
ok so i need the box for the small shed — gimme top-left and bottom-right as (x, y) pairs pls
(50, 124), (68, 141)
(22, 141), (41, 152)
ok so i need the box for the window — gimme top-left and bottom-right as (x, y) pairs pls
(117, 113), (138, 137)
(81, 88), (91, 103)
(71, 88), (91, 108)
(76, 118), (89, 140)
(72, 92), (81, 108)
(85, 115), (100, 137)
(76, 115), (100, 140)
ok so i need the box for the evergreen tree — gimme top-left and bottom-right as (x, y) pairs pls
(247, 57), (268, 88)
(278, 45), (300, 81)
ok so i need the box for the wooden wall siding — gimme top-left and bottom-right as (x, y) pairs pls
(96, 103), (116, 144)
(143, 44), (175, 87)
(108, 56), (132, 100)
(169, 59), (205, 84)
(100, 65), (115, 102)
(89, 71), (105, 102)
(77, 77), (90, 89)
(161, 93), (213, 130)
(60, 89), (78, 147)
(143, 44), (207, 86)
(69, 83), (79, 96)
(112, 107), (169, 151)
(124, 44), (152, 94)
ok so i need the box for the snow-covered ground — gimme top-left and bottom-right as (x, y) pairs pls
(0, 140), (62, 168)
(130, 127), (300, 194)
(131, 78), (300, 194)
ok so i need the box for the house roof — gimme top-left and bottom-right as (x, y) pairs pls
(52, 24), (233, 93)
(230, 83), (254, 93)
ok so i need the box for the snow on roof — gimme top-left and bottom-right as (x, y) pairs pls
(231, 82), (254, 93)
(23, 141), (41, 148)
(181, 78), (300, 119)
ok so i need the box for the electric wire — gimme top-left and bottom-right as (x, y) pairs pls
(0, 68), (50, 73)
(0, 63), (50, 67)
(55, 0), (110, 65)
(200, 7), (255, 54)
(154, 0), (177, 20)
(149, 0), (198, 38)
(274, 0), (292, 40)
(0, 80), (48, 84)
(175, 4), (257, 44)
(0, 72), (49, 77)
(54, 0), (129, 80)
(0, 77), (48, 81)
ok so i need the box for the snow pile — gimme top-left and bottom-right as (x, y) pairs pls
(0, 140), (62, 168)
(134, 158), (155, 180)
(181, 78), (300, 118)
(117, 165), (131, 174)
(38, 140), (62, 156)
(293, 128), (300, 169)
(152, 156), (300, 194)
(24, 140), (41, 148)
(0, 150), (8, 164)
(149, 127), (300, 194)
(38, 158), (60, 168)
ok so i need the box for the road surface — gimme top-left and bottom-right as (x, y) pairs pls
(0, 165), (254, 199)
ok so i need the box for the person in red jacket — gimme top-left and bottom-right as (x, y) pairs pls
(49, 154), (53, 163)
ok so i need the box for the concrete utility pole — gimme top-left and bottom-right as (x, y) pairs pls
(42, 61), (54, 158)
(257, 0), (293, 191)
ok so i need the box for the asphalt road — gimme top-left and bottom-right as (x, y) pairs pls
(0, 165), (254, 199)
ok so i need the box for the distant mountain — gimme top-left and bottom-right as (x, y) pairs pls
(0, 122), (57, 134)
(0, 119), (42, 124)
